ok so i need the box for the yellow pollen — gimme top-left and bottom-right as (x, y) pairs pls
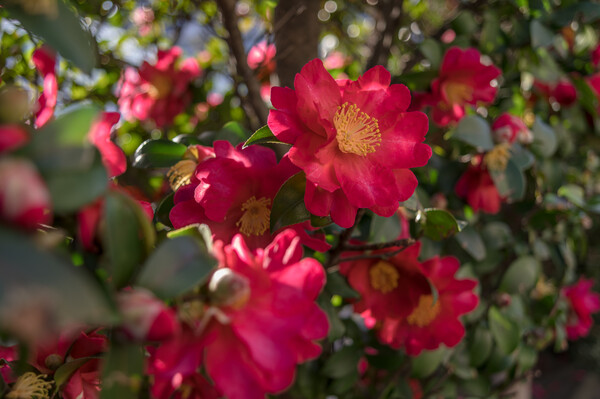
(7, 372), (53, 399)
(334, 102), (381, 156)
(236, 196), (271, 236)
(369, 261), (400, 294)
(484, 143), (511, 172)
(406, 295), (441, 327)
(443, 81), (474, 105)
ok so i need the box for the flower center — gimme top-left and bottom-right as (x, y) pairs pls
(236, 196), (271, 237)
(443, 81), (474, 105)
(7, 372), (53, 399)
(148, 74), (172, 99)
(369, 261), (399, 294)
(334, 102), (381, 156)
(484, 143), (511, 172)
(208, 268), (251, 310)
(406, 295), (441, 327)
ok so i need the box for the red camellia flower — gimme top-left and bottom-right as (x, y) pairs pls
(428, 47), (501, 126)
(0, 157), (52, 229)
(170, 140), (330, 252)
(118, 47), (201, 127)
(592, 44), (600, 68)
(562, 278), (600, 340)
(534, 79), (577, 107)
(378, 250), (479, 356)
(455, 155), (502, 214)
(492, 113), (533, 145)
(587, 73), (600, 112)
(32, 46), (58, 128)
(88, 112), (127, 178)
(0, 346), (17, 383)
(0, 125), (29, 154)
(247, 40), (276, 82)
(268, 59), (432, 228)
(339, 243), (431, 328)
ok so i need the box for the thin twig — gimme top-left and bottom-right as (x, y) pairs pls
(325, 209), (366, 269)
(365, 0), (405, 70)
(334, 245), (412, 265)
(344, 238), (415, 251)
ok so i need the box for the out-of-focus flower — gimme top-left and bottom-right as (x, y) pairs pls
(323, 51), (349, 70)
(32, 46), (58, 128)
(492, 113), (533, 145)
(534, 79), (577, 107)
(0, 86), (32, 122)
(0, 157), (52, 229)
(117, 47), (201, 128)
(131, 6), (154, 36)
(117, 287), (178, 342)
(0, 125), (29, 154)
(378, 251), (478, 356)
(170, 140), (330, 251)
(427, 47), (501, 126)
(268, 59), (431, 227)
(592, 44), (600, 68)
(88, 112), (127, 178)
(455, 155), (502, 214)
(247, 40), (276, 82)
(0, 346), (17, 383)
(562, 278), (600, 340)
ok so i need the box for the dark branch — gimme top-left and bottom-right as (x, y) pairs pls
(344, 238), (415, 251)
(365, 0), (405, 70)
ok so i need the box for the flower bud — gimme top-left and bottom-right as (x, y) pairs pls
(208, 268), (251, 310)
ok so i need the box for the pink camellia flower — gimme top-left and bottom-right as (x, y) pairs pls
(170, 140), (330, 252)
(534, 79), (577, 107)
(592, 44), (600, 68)
(323, 51), (349, 70)
(32, 46), (58, 128)
(378, 250), (479, 356)
(117, 47), (201, 128)
(131, 6), (155, 36)
(32, 330), (108, 399)
(202, 229), (328, 399)
(88, 112), (127, 178)
(562, 278), (600, 340)
(247, 40), (276, 82)
(339, 243), (431, 329)
(0, 125), (29, 154)
(492, 113), (533, 145)
(455, 155), (502, 214)
(268, 59), (432, 228)
(0, 157), (52, 229)
(117, 287), (179, 342)
(428, 47), (501, 126)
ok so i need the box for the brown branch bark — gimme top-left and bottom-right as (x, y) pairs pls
(215, 0), (269, 126)
(273, 0), (321, 88)
(365, 0), (404, 71)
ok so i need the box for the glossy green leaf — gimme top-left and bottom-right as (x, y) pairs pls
(325, 271), (360, 299)
(421, 208), (462, 241)
(3, 1), (97, 73)
(469, 327), (493, 367)
(321, 346), (361, 378)
(103, 191), (155, 289)
(55, 357), (96, 388)
(530, 20), (554, 48)
(455, 226), (486, 261)
(132, 139), (187, 168)
(411, 347), (446, 378)
(419, 38), (442, 69)
(136, 236), (217, 300)
(242, 125), (286, 148)
(557, 184), (585, 207)
(270, 172), (310, 232)
(499, 256), (540, 294)
(510, 143), (535, 171)
(490, 159), (526, 201)
(517, 345), (538, 374)
(450, 115), (494, 151)
(488, 306), (520, 355)
(0, 227), (115, 332)
(370, 212), (401, 243)
(154, 192), (174, 228)
(100, 343), (144, 399)
(531, 118), (557, 158)
(482, 222), (513, 250)
(166, 223), (213, 252)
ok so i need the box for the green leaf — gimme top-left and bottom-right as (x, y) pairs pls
(218, 121), (250, 145)
(469, 327), (493, 367)
(488, 306), (520, 355)
(100, 343), (144, 399)
(270, 172), (310, 232)
(166, 224), (213, 252)
(0, 227), (115, 332)
(154, 192), (174, 228)
(103, 191), (155, 289)
(3, 1), (97, 73)
(421, 208), (462, 241)
(321, 346), (361, 378)
(450, 116), (494, 151)
(411, 347), (446, 378)
(481, 222), (513, 250)
(132, 139), (187, 168)
(531, 118), (557, 158)
(370, 213), (401, 243)
(499, 256), (540, 294)
(455, 226), (486, 261)
(242, 125), (286, 148)
(510, 143), (535, 171)
(325, 271), (360, 299)
(136, 236), (217, 300)
(557, 184), (585, 207)
(318, 295), (345, 340)
(517, 345), (538, 374)
(419, 38), (442, 69)
(55, 357), (96, 388)
(530, 20), (554, 48)
(489, 159), (526, 201)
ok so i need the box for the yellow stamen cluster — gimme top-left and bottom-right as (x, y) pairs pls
(369, 261), (400, 294)
(443, 81), (474, 105)
(334, 102), (381, 156)
(148, 75), (172, 99)
(484, 143), (511, 172)
(167, 147), (209, 191)
(406, 295), (441, 327)
(7, 372), (53, 399)
(236, 196), (271, 237)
